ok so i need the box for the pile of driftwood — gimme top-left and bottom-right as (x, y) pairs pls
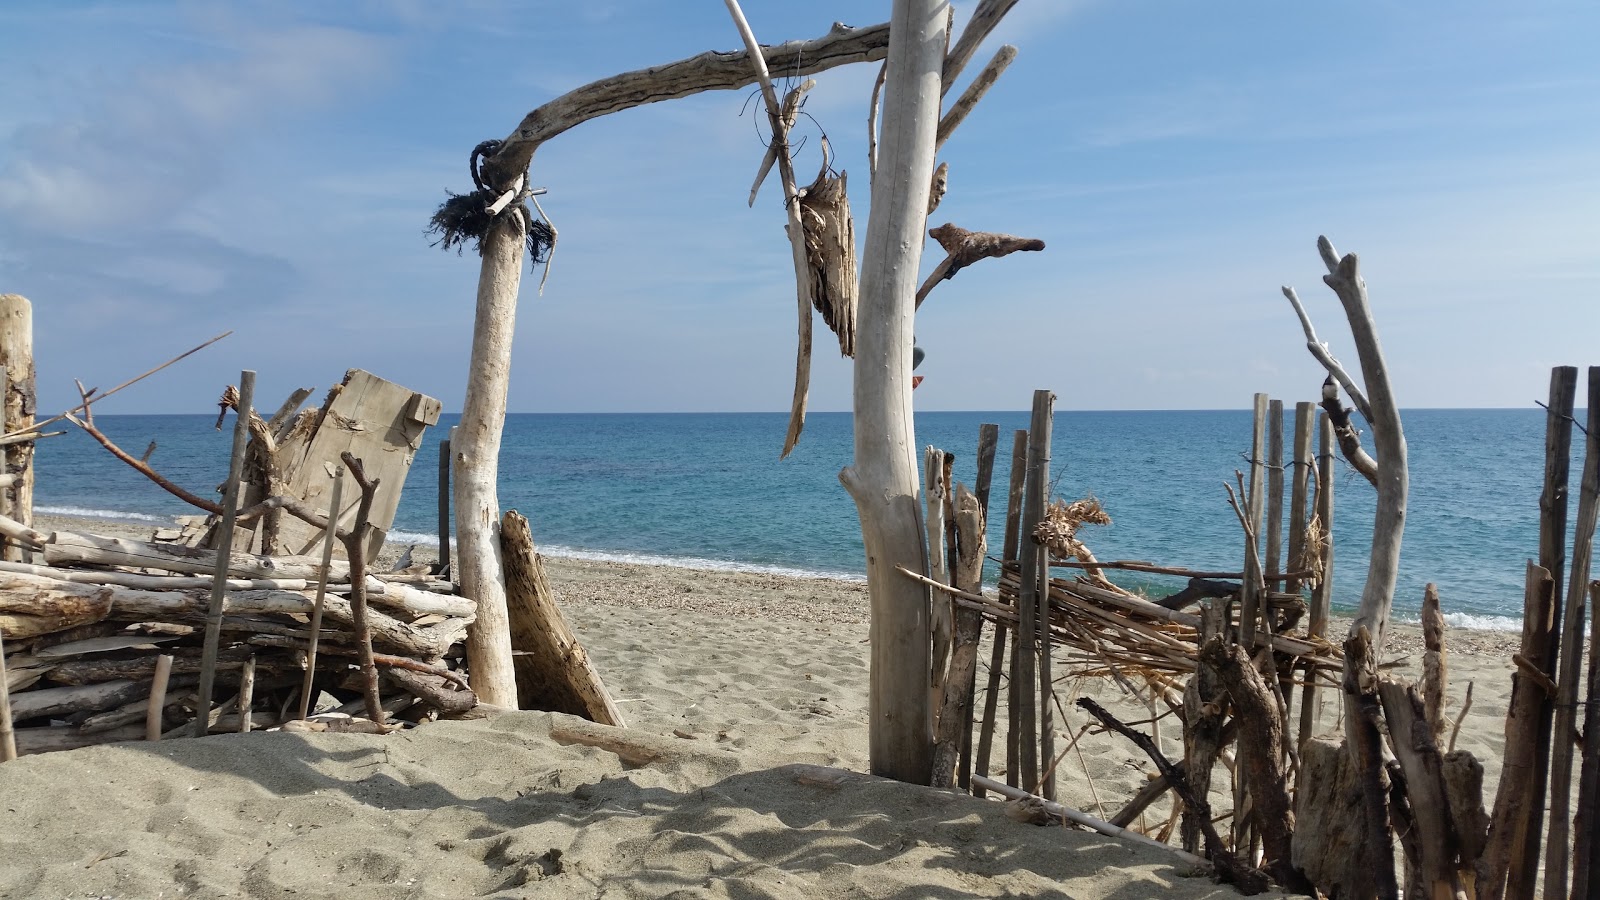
(0, 527), (477, 754)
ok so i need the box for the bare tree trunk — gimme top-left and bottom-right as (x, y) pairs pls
(0, 295), (33, 563)
(839, 0), (947, 785)
(454, 214), (524, 708)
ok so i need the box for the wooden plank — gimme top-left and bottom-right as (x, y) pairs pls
(273, 369), (442, 560)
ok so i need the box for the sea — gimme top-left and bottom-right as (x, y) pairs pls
(32, 409), (1591, 631)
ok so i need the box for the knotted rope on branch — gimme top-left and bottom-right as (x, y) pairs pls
(427, 139), (555, 267)
(915, 223), (1045, 309)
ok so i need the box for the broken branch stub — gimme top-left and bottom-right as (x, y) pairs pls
(799, 159), (858, 358)
(915, 223), (1045, 309)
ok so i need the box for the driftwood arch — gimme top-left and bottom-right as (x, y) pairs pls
(443, 1), (1035, 785)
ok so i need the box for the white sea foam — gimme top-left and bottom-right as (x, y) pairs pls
(36, 505), (173, 525)
(384, 530), (863, 582)
(1439, 611), (1524, 632)
(1394, 610), (1524, 632)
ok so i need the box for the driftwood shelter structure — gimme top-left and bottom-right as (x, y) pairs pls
(3, 4), (1600, 899)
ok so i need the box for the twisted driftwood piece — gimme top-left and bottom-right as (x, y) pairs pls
(915, 223), (1045, 309)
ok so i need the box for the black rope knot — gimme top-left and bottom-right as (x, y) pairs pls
(427, 139), (554, 267)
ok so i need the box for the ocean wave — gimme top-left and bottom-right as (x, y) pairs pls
(384, 530), (864, 582)
(35, 505), (174, 525)
(540, 545), (866, 582)
(1434, 611), (1523, 632)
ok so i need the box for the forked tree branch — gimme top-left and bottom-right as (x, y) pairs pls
(1280, 285), (1374, 425)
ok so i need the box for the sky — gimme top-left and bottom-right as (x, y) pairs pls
(0, 1), (1596, 417)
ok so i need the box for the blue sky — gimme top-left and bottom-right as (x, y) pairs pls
(1, 1), (1595, 417)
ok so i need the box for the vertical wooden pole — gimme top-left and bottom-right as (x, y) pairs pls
(1507, 367), (1578, 898)
(840, 0), (946, 784)
(297, 470), (344, 721)
(146, 654), (173, 741)
(194, 369), (255, 738)
(1016, 389), (1054, 795)
(1536, 366), (1574, 896)
(438, 431), (453, 577)
(0, 295), (33, 564)
(926, 446), (953, 712)
(236, 655), (257, 733)
(1265, 399), (1285, 584)
(961, 422), (999, 791)
(1241, 393), (1268, 646)
(997, 428), (1028, 789)
(1287, 402), (1315, 597)
(1552, 366), (1597, 895)
(1574, 578), (1600, 897)
(1293, 404), (1322, 751)
(456, 214), (525, 709)
(1034, 395), (1057, 802)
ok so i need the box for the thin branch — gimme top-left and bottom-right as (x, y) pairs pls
(66, 412), (222, 514)
(867, 60), (887, 182)
(337, 452), (386, 728)
(6, 331), (232, 441)
(935, 44), (1016, 152)
(1320, 378), (1379, 487)
(915, 223), (1045, 309)
(941, 0), (1020, 95)
(481, 21), (893, 187)
(1280, 285), (1373, 425)
(749, 79), (814, 206)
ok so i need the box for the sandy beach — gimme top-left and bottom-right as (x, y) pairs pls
(0, 514), (1526, 898)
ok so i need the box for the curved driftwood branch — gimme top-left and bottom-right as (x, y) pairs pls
(1281, 285), (1374, 425)
(747, 79), (814, 207)
(481, 21), (893, 187)
(941, 0), (1020, 95)
(915, 223), (1045, 309)
(1318, 237), (1408, 646)
(723, 0), (816, 458)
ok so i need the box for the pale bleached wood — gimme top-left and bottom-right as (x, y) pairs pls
(0, 297), (33, 563)
(747, 79), (813, 207)
(45, 531), (349, 581)
(455, 210), (525, 710)
(723, 0), (816, 458)
(501, 510), (624, 727)
(1573, 577), (1600, 896)
(337, 453), (385, 726)
(0, 513), (44, 549)
(838, 0), (948, 786)
(1379, 679), (1463, 898)
(480, 22), (893, 189)
(147, 654), (173, 741)
(1421, 583), (1448, 744)
(934, 45), (1015, 152)
(236, 655), (256, 733)
(1013, 390), (1054, 796)
(940, 0), (1020, 94)
(14, 723), (145, 755)
(1314, 238), (1409, 649)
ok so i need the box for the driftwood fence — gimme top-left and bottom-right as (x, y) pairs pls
(900, 242), (1600, 898)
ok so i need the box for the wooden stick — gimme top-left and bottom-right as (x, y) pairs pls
(1242, 393), (1267, 646)
(1287, 401), (1315, 597)
(0, 512), (45, 549)
(1547, 365), (1592, 898)
(3, 331), (232, 441)
(1572, 578), (1600, 897)
(194, 369), (254, 738)
(934, 45), (1016, 152)
(1299, 412), (1336, 749)
(940, 0), (1020, 94)
(1051, 559), (1314, 581)
(146, 654), (173, 741)
(722, 0), (816, 459)
(925, 447), (952, 706)
(983, 428), (1027, 793)
(972, 774), (1211, 869)
(236, 655), (256, 733)
(1074, 698), (1270, 893)
(338, 453), (386, 727)
(1015, 390), (1053, 796)
(1265, 399), (1285, 587)
(437, 434), (451, 576)
(299, 470), (344, 721)
(1033, 395), (1057, 803)
(932, 484), (987, 788)
(958, 423), (1000, 791)
(0, 624), (14, 761)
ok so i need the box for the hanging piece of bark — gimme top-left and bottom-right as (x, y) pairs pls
(798, 154), (858, 358)
(915, 223), (1045, 309)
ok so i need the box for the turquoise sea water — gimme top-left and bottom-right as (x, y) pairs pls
(32, 409), (1588, 630)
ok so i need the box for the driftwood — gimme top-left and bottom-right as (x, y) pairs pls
(336, 453), (385, 726)
(45, 531), (350, 581)
(914, 223), (1045, 309)
(1479, 562), (1558, 900)
(500, 510), (624, 726)
(798, 156), (858, 358)
(973, 774), (1210, 869)
(931, 484), (985, 788)
(1077, 697), (1270, 895)
(1379, 679), (1466, 898)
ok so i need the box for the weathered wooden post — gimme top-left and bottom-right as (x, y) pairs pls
(1537, 366), (1581, 896)
(194, 370), (255, 737)
(0, 295), (33, 563)
(838, 0), (947, 783)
